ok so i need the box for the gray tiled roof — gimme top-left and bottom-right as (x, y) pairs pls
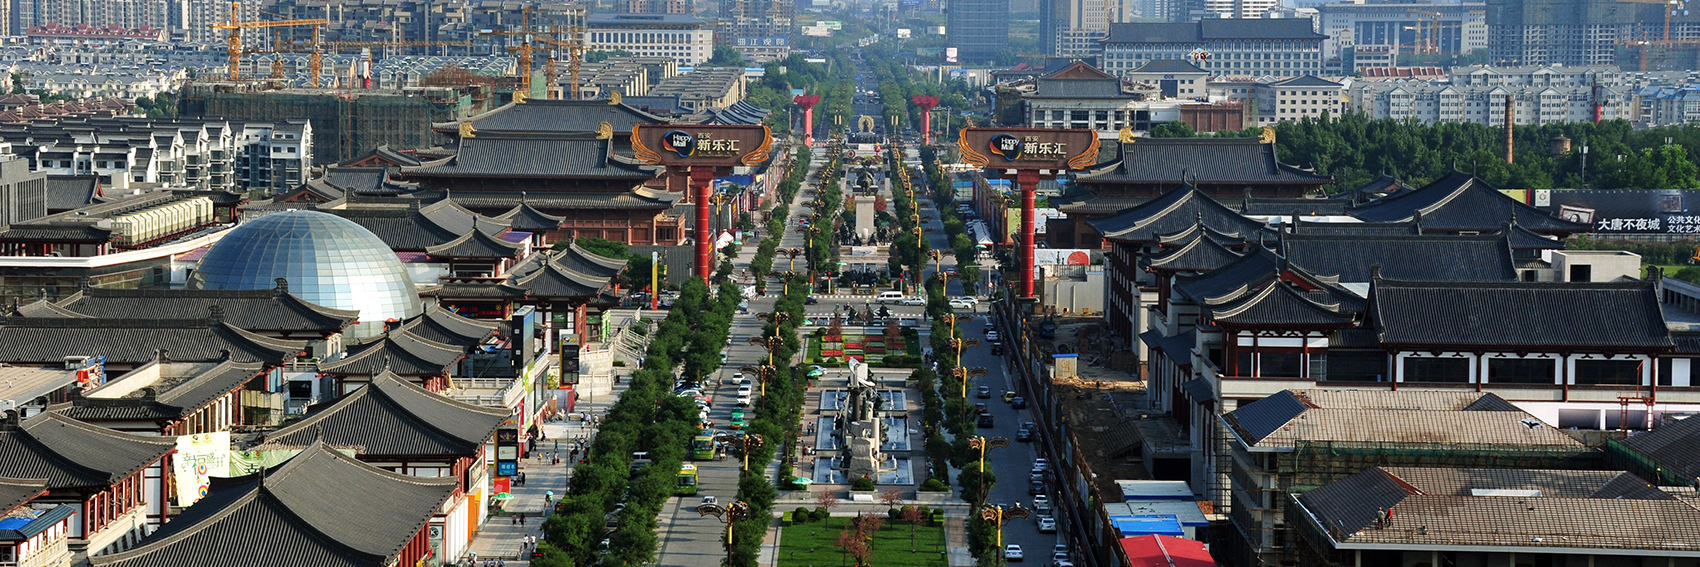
(0, 412), (175, 490)
(1622, 415), (1700, 482)
(400, 304), (506, 347)
(91, 442), (458, 567)
(1296, 467), (1695, 553)
(423, 229), (523, 258)
(432, 99), (666, 135)
(1077, 137), (1331, 187)
(1089, 185), (1270, 243)
(1228, 406), (1583, 449)
(1371, 279), (1674, 350)
(0, 317), (306, 366)
(0, 477), (46, 517)
(1130, 60), (1206, 74)
(1208, 281), (1354, 327)
(1105, 19), (1325, 44)
(1349, 172), (1590, 234)
(50, 284), (358, 335)
(257, 372), (508, 457)
(403, 132), (657, 180)
(318, 331), (464, 377)
(1144, 232), (1246, 272)
(54, 360), (265, 422)
(1279, 233), (1519, 283)
(494, 202), (565, 231)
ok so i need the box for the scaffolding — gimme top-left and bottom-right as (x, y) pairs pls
(178, 82), (492, 164)
(1603, 436), (1697, 488)
(1280, 440), (1602, 493)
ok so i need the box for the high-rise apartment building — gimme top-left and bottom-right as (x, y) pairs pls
(622, 0), (689, 14)
(261, 0), (583, 52)
(947, 0), (1009, 62)
(717, 0), (792, 62)
(1316, 1), (1488, 60)
(1484, 0), (1700, 66)
(1041, 0), (1134, 56)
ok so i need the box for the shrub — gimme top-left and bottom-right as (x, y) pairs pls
(919, 477), (948, 492)
(851, 476), (876, 491)
(794, 507), (811, 523)
(887, 507), (902, 519)
(811, 507), (829, 521)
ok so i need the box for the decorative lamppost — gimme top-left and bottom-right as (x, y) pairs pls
(697, 499), (754, 565)
(747, 334), (788, 394)
(714, 432), (766, 476)
(967, 436), (1010, 503)
(979, 502), (1031, 554)
(951, 365), (988, 423)
(739, 364), (780, 401)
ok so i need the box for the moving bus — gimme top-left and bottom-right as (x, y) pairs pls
(676, 463), (699, 496)
(691, 433), (716, 461)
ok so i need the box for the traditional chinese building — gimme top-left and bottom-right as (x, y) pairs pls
(1055, 135), (1332, 248)
(0, 412), (176, 559)
(0, 313), (307, 376)
(52, 358), (266, 436)
(0, 477), (74, 567)
(249, 371), (508, 562)
(88, 441), (457, 567)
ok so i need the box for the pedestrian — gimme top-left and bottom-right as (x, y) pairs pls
(520, 515), (526, 526)
(511, 515), (517, 525)
(498, 559), (505, 567)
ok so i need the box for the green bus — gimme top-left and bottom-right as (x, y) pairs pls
(676, 463), (699, 496)
(691, 434), (716, 461)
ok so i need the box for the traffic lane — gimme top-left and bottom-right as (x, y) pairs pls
(967, 343), (1062, 564)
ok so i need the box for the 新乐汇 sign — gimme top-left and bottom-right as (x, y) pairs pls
(958, 127), (1099, 170)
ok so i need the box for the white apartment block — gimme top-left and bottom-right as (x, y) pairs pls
(0, 117), (308, 192)
(583, 14), (714, 66)
(1101, 20), (1326, 79)
(1254, 75), (1343, 124)
(1345, 80), (1632, 125)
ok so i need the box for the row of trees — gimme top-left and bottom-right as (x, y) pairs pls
(747, 52), (858, 136)
(1152, 116), (1700, 192)
(729, 275), (812, 566)
(533, 277), (740, 567)
(750, 147), (812, 292)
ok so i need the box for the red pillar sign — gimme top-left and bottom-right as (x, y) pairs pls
(633, 125), (774, 285)
(911, 96), (938, 144)
(957, 127), (1099, 299)
(795, 95), (822, 147)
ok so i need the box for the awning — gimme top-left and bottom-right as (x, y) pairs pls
(1138, 330), (1196, 368)
(1181, 378), (1216, 404)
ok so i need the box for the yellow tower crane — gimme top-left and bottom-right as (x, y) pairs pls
(274, 39), (476, 88)
(475, 6), (542, 96)
(527, 30), (589, 100)
(213, 1), (327, 82)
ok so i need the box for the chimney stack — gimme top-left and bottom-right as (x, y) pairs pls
(1504, 101), (1515, 165)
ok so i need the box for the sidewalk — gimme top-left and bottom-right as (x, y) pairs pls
(463, 385), (627, 565)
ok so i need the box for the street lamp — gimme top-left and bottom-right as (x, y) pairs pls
(952, 365), (988, 423)
(714, 432), (766, 476)
(967, 436), (1010, 504)
(928, 249), (945, 282)
(946, 337), (982, 371)
(771, 270), (797, 295)
(978, 502), (1031, 554)
(697, 499), (754, 566)
(785, 248), (804, 272)
(747, 334), (787, 394)
(739, 364), (780, 401)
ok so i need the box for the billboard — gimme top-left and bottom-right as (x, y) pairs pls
(820, 20), (843, 30)
(1032, 249), (1094, 278)
(1532, 189), (1695, 234)
(946, 47), (958, 63)
(958, 127), (1100, 170)
(897, 28), (913, 38)
(172, 431), (230, 506)
(632, 125), (774, 167)
(734, 36), (789, 47)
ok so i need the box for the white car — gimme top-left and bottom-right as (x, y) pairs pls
(948, 299), (974, 310)
(736, 386), (753, 398)
(985, 330), (1001, 342)
(950, 296), (979, 306)
(899, 297), (926, 306)
(736, 394), (753, 406)
(1003, 545), (1023, 561)
(1033, 494), (1050, 508)
(1038, 516), (1057, 532)
(1052, 544), (1069, 563)
(1032, 458), (1049, 472)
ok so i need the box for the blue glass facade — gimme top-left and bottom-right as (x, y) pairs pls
(191, 210), (422, 338)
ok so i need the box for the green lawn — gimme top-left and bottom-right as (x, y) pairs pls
(778, 517), (948, 567)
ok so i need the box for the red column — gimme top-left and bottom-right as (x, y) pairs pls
(921, 111), (932, 144)
(692, 167), (716, 284)
(795, 95), (821, 147)
(1017, 170), (1039, 299)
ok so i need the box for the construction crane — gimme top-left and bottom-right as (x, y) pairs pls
(475, 6), (544, 97)
(1619, 0), (1693, 71)
(526, 30), (588, 100)
(213, 1), (328, 82)
(274, 39), (476, 88)
(1406, 9), (1443, 55)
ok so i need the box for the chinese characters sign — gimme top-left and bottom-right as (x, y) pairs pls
(958, 127), (1099, 170)
(632, 124), (773, 167)
(1535, 189), (1700, 234)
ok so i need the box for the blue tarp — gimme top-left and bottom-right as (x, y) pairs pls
(1110, 515), (1185, 538)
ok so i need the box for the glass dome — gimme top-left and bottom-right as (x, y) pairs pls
(191, 210), (422, 339)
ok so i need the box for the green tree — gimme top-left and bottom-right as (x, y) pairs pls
(585, 49), (634, 63)
(709, 45), (748, 67)
(528, 541), (575, 567)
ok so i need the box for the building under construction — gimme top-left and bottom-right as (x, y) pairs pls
(178, 82), (495, 165)
(1487, 0), (1700, 67)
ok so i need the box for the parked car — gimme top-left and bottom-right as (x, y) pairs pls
(1029, 481), (1045, 495)
(1002, 391), (1016, 403)
(1003, 545), (1023, 561)
(991, 343), (1004, 356)
(1038, 517), (1057, 532)
(1016, 426), (1033, 442)
(1051, 544), (1069, 563)
(1032, 458), (1049, 473)
(950, 296), (979, 307)
(977, 386), (992, 398)
(1012, 396), (1027, 409)
(985, 330), (1001, 342)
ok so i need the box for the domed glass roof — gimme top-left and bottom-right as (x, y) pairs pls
(191, 210), (422, 338)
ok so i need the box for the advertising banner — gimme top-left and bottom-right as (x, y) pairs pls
(173, 431), (231, 506)
(631, 125), (773, 167)
(957, 127), (1100, 170)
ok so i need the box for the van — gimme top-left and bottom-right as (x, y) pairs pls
(876, 291), (904, 304)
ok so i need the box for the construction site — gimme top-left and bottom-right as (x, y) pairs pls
(175, 2), (601, 164)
